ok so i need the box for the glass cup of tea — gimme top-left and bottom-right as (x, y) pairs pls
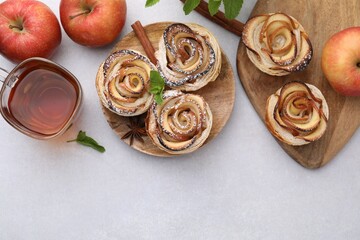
(0, 57), (83, 140)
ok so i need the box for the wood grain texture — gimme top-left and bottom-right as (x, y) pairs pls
(237, 0), (360, 168)
(99, 22), (235, 157)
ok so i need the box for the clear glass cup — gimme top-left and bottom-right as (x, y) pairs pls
(0, 57), (82, 140)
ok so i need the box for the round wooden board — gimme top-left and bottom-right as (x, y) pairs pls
(99, 22), (235, 157)
(237, 0), (360, 168)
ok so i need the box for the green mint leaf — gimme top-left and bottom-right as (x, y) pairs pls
(223, 0), (243, 19)
(146, 0), (241, 20)
(154, 94), (163, 105)
(149, 88), (161, 94)
(67, 131), (106, 153)
(150, 70), (164, 89)
(77, 138), (106, 153)
(145, 0), (160, 7)
(77, 130), (87, 141)
(208, 0), (221, 16)
(183, 0), (201, 15)
(149, 70), (165, 105)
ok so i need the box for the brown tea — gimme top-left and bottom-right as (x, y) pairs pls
(8, 68), (79, 136)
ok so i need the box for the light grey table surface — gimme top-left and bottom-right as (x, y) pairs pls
(1, 1), (359, 239)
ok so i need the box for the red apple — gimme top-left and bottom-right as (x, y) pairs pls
(0, 0), (61, 63)
(322, 27), (360, 96)
(60, 0), (127, 47)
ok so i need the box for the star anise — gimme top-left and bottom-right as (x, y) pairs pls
(121, 114), (147, 146)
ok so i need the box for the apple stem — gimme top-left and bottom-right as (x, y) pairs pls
(357, 62), (360, 68)
(9, 24), (23, 31)
(69, 10), (91, 20)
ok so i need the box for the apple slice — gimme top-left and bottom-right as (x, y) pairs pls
(242, 12), (313, 76)
(242, 14), (269, 57)
(156, 23), (222, 92)
(271, 32), (313, 72)
(146, 90), (212, 155)
(96, 50), (156, 116)
(266, 81), (329, 146)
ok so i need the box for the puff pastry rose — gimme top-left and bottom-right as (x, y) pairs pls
(96, 49), (156, 116)
(242, 13), (313, 76)
(146, 90), (213, 154)
(156, 23), (222, 91)
(266, 81), (329, 146)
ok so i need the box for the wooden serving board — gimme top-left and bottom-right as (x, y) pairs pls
(100, 22), (235, 157)
(237, 0), (360, 168)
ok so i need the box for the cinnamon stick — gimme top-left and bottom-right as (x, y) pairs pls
(131, 21), (157, 65)
(180, 0), (244, 37)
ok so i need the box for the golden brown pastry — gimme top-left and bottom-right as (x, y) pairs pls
(265, 81), (329, 146)
(146, 90), (213, 154)
(242, 13), (313, 76)
(156, 23), (222, 91)
(96, 49), (156, 116)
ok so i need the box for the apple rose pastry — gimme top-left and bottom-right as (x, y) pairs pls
(156, 23), (222, 91)
(266, 81), (329, 146)
(147, 90), (213, 154)
(96, 49), (156, 116)
(242, 13), (313, 76)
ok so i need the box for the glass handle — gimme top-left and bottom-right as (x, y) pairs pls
(0, 67), (9, 84)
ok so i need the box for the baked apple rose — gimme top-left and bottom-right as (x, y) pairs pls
(96, 50), (156, 116)
(156, 23), (222, 91)
(146, 90), (213, 154)
(266, 81), (329, 146)
(242, 13), (313, 76)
